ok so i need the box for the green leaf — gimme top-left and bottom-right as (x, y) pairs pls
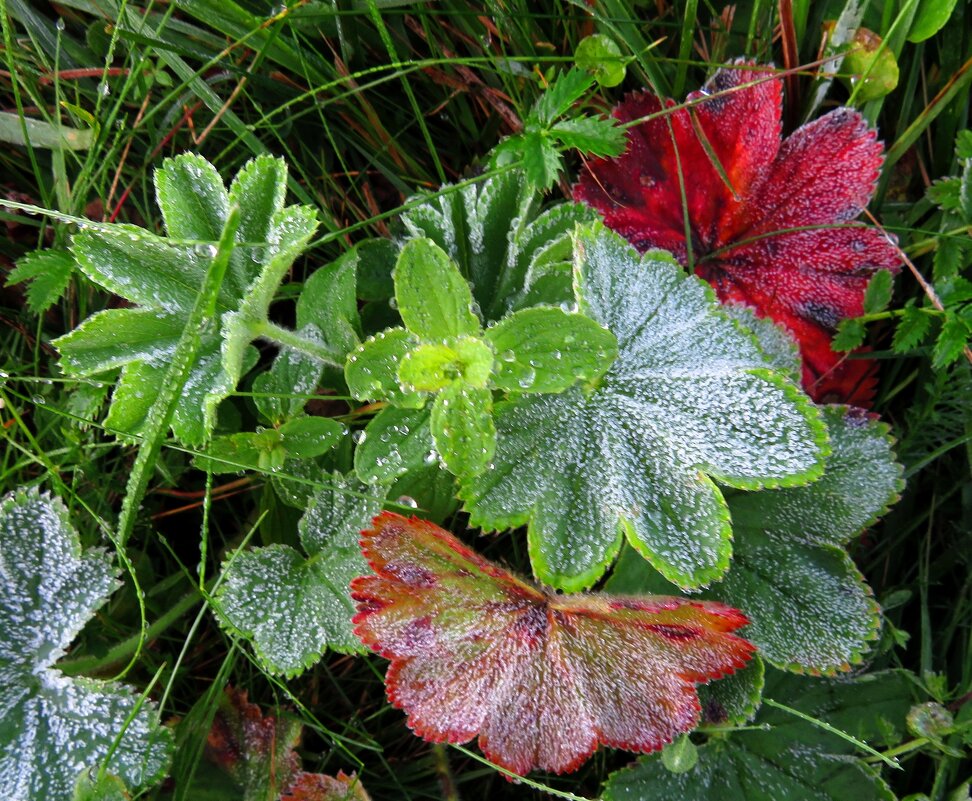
(892, 303), (932, 352)
(462, 223), (827, 591)
(216, 475), (383, 676)
(863, 269), (894, 314)
(723, 304), (802, 382)
(401, 171), (596, 321)
(354, 406), (436, 484)
(353, 237), (399, 301)
(253, 330), (326, 424)
(908, 0), (960, 42)
(195, 430), (278, 474)
(5, 249), (74, 314)
(0, 489), (171, 801)
(957, 130), (972, 160)
(54, 154), (318, 445)
(154, 153), (228, 241)
(345, 328), (425, 407)
(603, 669), (911, 801)
(933, 313), (971, 368)
(485, 306), (617, 392)
(397, 337), (494, 392)
(550, 116), (626, 157)
(278, 416), (345, 459)
(575, 33), (626, 87)
(832, 318), (867, 352)
(73, 770), (130, 801)
(0, 111), (93, 149)
(519, 130), (563, 189)
(535, 67), (595, 126)
(297, 252), (362, 358)
(661, 735), (698, 774)
(612, 406), (901, 673)
(698, 655), (765, 726)
(431, 383), (495, 478)
(394, 238), (480, 340)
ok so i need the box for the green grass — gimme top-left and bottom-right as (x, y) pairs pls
(1, 0), (970, 798)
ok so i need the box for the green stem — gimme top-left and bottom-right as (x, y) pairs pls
(59, 585), (208, 676)
(115, 206), (240, 547)
(253, 319), (344, 367)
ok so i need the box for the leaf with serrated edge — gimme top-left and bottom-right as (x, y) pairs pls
(611, 406), (901, 673)
(0, 489), (171, 801)
(55, 154), (317, 446)
(351, 513), (754, 776)
(462, 223), (827, 591)
(216, 475), (383, 675)
(5, 249), (74, 314)
(354, 406), (436, 485)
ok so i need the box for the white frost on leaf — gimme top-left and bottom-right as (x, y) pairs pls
(462, 223), (828, 591)
(0, 489), (171, 801)
(215, 474), (383, 676)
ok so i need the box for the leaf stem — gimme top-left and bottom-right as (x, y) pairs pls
(252, 319), (344, 367)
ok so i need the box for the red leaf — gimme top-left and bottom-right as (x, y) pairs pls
(282, 771), (371, 801)
(574, 62), (901, 407)
(351, 513), (755, 776)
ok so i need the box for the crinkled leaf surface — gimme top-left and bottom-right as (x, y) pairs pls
(216, 475), (383, 676)
(609, 405), (902, 673)
(462, 223), (827, 591)
(351, 513), (754, 776)
(401, 170), (597, 319)
(54, 154), (318, 445)
(0, 489), (171, 801)
(603, 668), (912, 801)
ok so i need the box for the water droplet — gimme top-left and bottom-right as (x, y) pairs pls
(352, 430), (367, 444)
(396, 495), (418, 508)
(98, 82), (110, 97)
(500, 350), (515, 362)
(31, 394), (45, 405)
(55, 17), (65, 31)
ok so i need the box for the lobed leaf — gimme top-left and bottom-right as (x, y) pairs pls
(0, 489), (171, 801)
(351, 513), (754, 776)
(462, 223), (828, 591)
(216, 475), (383, 676)
(5, 249), (74, 314)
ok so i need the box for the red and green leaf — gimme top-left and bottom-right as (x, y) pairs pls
(351, 513), (755, 776)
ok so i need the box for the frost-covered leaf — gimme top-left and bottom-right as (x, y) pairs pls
(698, 655), (765, 726)
(462, 223), (827, 591)
(611, 406), (902, 673)
(216, 475), (383, 676)
(296, 254), (363, 359)
(485, 306), (617, 392)
(54, 154), (317, 445)
(354, 406), (436, 485)
(253, 328), (327, 425)
(346, 329), (424, 408)
(281, 771), (371, 801)
(0, 489), (171, 801)
(401, 171), (596, 320)
(195, 417), (343, 473)
(351, 513), (754, 776)
(603, 669), (911, 801)
(430, 383), (494, 478)
(5, 249), (75, 314)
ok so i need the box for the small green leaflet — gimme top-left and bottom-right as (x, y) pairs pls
(5, 249), (74, 314)
(0, 489), (171, 801)
(462, 223), (828, 591)
(575, 34), (626, 88)
(602, 669), (913, 801)
(215, 475), (383, 677)
(345, 236), (617, 478)
(609, 405), (903, 673)
(54, 154), (320, 446)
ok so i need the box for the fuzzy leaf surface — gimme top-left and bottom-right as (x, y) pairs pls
(351, 513), (754, 776)
(54, 154), (316, 445)
(462, 224), (827, 591)
(610, 406), (902, 672)
(216, 476), (382, 676)
(0, 489), (171, 801)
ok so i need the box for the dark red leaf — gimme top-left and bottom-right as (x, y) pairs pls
(574, 62), (901, 406)
(351, 513), (754, 776)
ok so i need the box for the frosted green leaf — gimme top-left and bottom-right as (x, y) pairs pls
(723, 303), (802, 382)
(215, 475), (383, 676)
(485, 306), (617, 392)
(345, 328), (424, 408)
(296, 252), (362, 358)
(73, 769), (130, 801)
(462, 223), (827, 591)
(610, 406), (901, 672)
(54, 154), (318, 446)
(253, 326), (326, 425)
(697, 655), (765, 727)
(603, 669), (911, 801)
(0, 489), (171, 801)
(400, 171), (596, 319)
(353, 406), (435, 484)
(430, 383), (495, 477)
(394, 238), (480, 339)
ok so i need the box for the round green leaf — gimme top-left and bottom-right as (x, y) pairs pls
(575, 33), (626, 87)
(431, 384), (496, 478)
(345, 328), (425, 407)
